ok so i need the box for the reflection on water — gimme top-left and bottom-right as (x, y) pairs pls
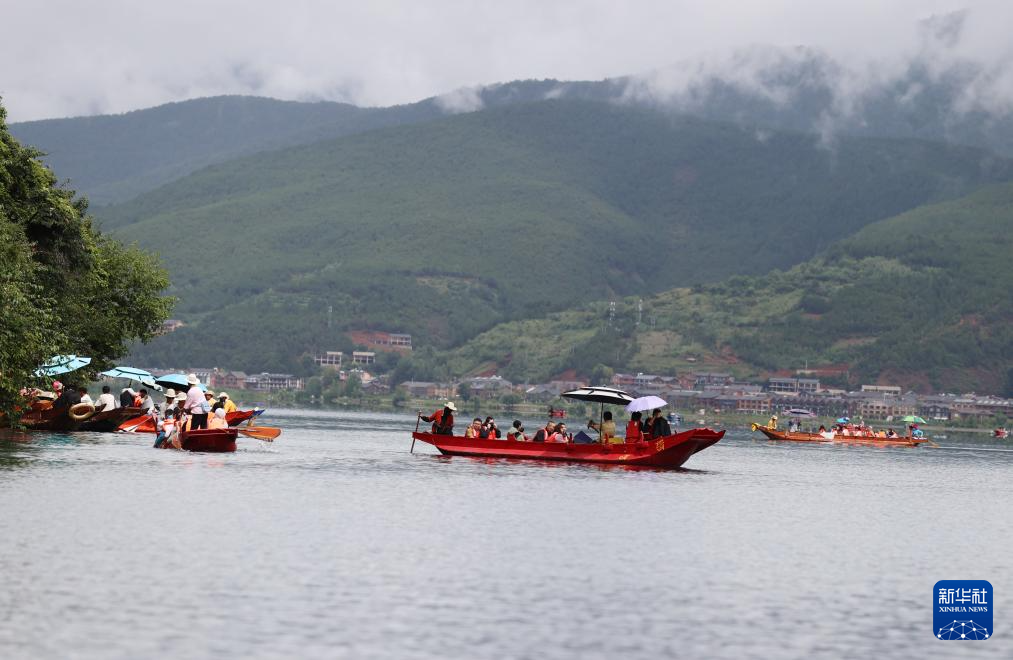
(1, 409), (1011, 659)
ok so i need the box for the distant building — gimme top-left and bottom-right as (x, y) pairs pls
(313, 351), (344, 367)
(352, 351), (375, 365)
(348, 330), (412, 352)
(210, 370), (247, 390)
(861, 385), (901, 396)
(398, 381), (455, 399)
(244, 373), (304, 392)
(767, 377), (820, 394)
(693, 372), (734, 389)
(160, 319), (185, 334)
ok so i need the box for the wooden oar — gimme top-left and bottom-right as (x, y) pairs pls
(238, 426), (281, 441)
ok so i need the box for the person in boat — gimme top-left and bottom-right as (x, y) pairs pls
(208, 407), (229, 430)
(138, 388), (154, 413)
(465, 418), (483, 438)
(215, 392), (238, 414)
(587, 411), (618, 443)
(182, 374), (209, 430)
(52, 382), (81, 411)
(766, 414), (778, 430)
(119, 387), (136, 408)
(96, 385), (117, 412)
(420, 402), (457, 435)
(77, 386), (93, 406)
(507, 420), (527, 441)
(533, 420), (557, 443)
(548, 422), (571, 443)
(480, 416), (500, 439)
(650, 408), (671, 438)
(625, 411), (644, 443)
(886, 428), (897, 438)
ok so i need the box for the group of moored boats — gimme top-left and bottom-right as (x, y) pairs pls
(8, 395), (271, 454)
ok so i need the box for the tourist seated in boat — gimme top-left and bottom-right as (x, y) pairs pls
(154, 403), (184, 449)
(119, 387), (137, 408)
(208, 407), (229, 430)
(479, 416), (500, 439)
(203, 390), (217, 412)
(886, 429), (897, 438)
(214, 392), (238, 414)
(52, 382), (81, 411)
(533, 420), (557, 443)
(77, 387), (93, 406)
(548, 422), (571, 443)
(587, 411), (619, 443)
(766, 414), (778, 430)
(96, 385), (117, 412)
(138, 388), (154, 412)
(649, 408), (671, 438)
(625, 411), (644, 443)
(465, 418), (483, 438)
(507, 420), (527, 441)
(420, 402), (456, 435)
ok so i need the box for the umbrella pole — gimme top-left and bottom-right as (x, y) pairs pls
(600, 402), (604, 445)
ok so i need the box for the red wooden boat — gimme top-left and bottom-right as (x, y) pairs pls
(752, 424), (925, 446)
(78, 407), (145, 432)
(120, 408), (261, 433)
(158, 428), (238, 453)
(410, 427), (724, 468)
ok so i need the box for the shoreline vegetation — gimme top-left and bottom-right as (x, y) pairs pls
(0, 100), (174, 419)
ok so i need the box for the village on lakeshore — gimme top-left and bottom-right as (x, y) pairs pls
(146, 330), (1012, 427)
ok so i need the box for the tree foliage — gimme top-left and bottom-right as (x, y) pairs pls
(0, 100), (173, 415)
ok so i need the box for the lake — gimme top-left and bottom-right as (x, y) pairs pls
(1, 409), (1010, 659)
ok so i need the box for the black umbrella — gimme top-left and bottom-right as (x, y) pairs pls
(562, 386), (634, 441)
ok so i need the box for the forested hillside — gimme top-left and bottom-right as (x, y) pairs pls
(103, 99), (1012, 373)
(440, 182), (1013, 394)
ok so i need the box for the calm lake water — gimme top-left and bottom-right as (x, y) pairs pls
(1, 408), (1010, 659)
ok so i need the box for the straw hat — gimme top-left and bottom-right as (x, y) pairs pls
(164, 389), (177, 399)
(218, 392), (229, 400)
(444, 401), (457, 411)
(186, 373), (199, 386)
(175, 393), (187, 402)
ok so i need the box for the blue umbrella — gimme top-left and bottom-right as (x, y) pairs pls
(34, 355), (91, 376)
(155, 373), (206, 392)
(100, 366), (153, 381)
(836, 417), (850, 424)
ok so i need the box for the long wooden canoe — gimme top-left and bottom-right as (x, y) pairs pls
(752, 424), (925, 446)
(410, 427), (725, 468)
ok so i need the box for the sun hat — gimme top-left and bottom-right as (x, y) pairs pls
(444, 401), (457, 411)
(164, 388), (177, 399)
(186, 373), (199, 386)
(175, 393), (187, 402)
(218, 392), (229, 399)
(204, 390), (215, 397)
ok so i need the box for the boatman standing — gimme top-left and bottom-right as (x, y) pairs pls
(420, 402), (457, 435)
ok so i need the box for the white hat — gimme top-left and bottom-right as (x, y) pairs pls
(445, 401), (457, 411)
(164, 388), (177, 399)
(175, 393), (187, 402)
(186, 373), (199, 386)
(218, 392), (229, 399)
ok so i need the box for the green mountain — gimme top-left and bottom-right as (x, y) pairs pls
(9, 83), (615, 205)
(443, 181), (1013, 394)
(97, 99), (1012, 374)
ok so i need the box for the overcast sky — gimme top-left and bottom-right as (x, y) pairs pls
(3, 0), (1011, 122)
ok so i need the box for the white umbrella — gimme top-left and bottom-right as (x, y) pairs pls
(626, 395), (667, 412)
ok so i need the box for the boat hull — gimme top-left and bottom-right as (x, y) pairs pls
(78, 407), (145, 432)
(159, 428), (238, 452)
(753, 424), (925, 446)
(411, 427), (724, 469)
